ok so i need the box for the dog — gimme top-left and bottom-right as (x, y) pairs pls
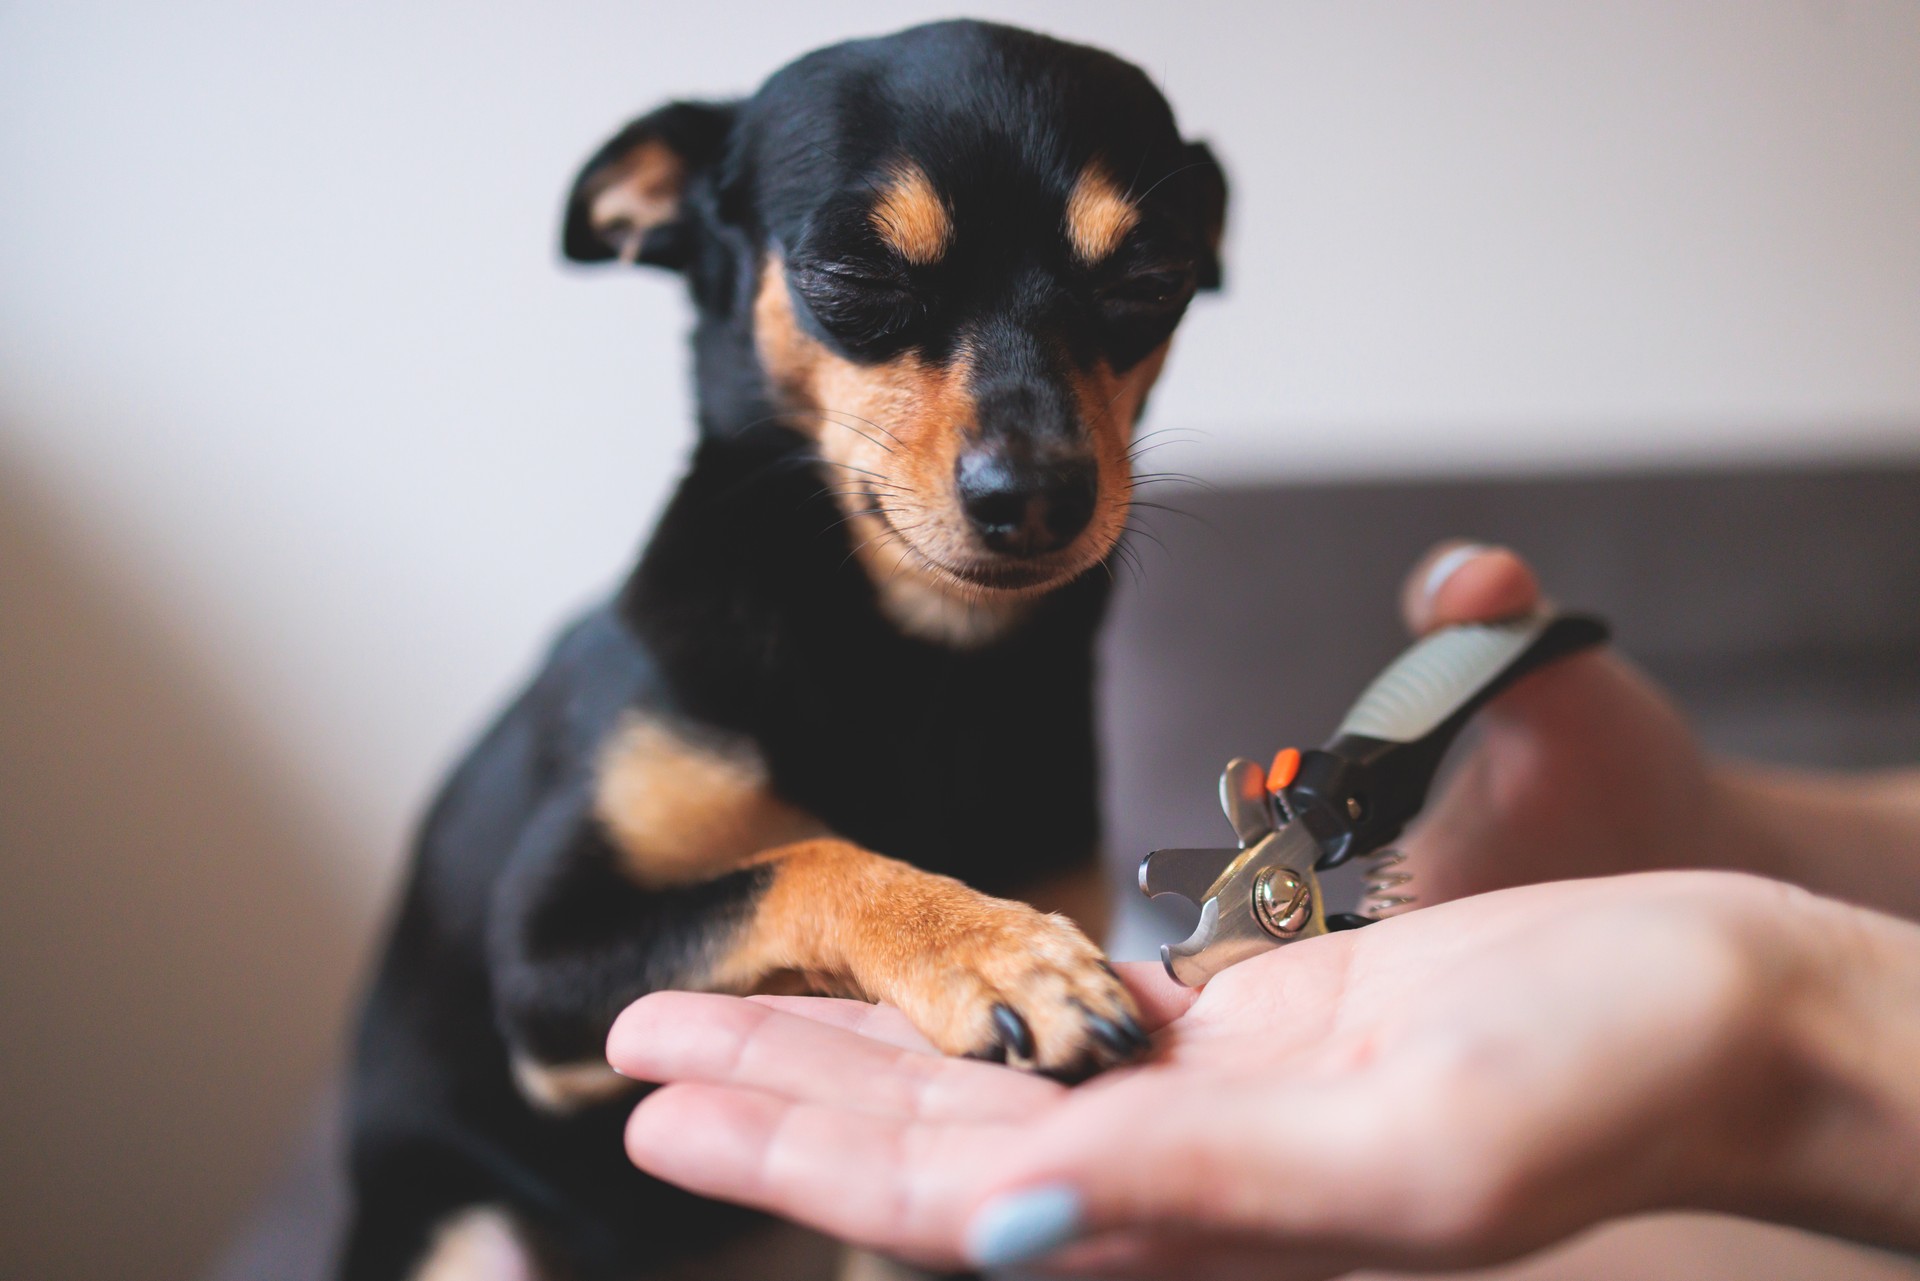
(338, 20), (1226, 1280)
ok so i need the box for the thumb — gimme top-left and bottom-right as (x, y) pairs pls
(1400, 541), (1542, 635)
(1386, 542), (1699, 906)
(1397, 541), (1654, 745)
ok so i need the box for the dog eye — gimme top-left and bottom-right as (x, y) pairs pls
(789, 260), (923, 347)
(1098, 267), (1196, 313)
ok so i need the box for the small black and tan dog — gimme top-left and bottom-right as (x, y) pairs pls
(338, 20), (1226, 1280)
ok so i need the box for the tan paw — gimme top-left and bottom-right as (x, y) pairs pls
(877, 891), (1148, 1081)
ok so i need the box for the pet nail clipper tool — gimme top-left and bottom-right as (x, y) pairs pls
(1140, 610), (1610, 986)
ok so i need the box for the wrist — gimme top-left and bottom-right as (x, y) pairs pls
(1715, 892), (1920, 1251)
(1701, 763), (1797, 881)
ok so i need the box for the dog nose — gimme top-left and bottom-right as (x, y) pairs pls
(955, 448), (1098, 557)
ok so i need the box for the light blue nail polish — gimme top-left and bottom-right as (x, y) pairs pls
(965, 1184), (1084, 1269)
(1423, 542), (1489, 606)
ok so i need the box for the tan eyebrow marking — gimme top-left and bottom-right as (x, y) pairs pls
(1064, 162), (1140, 264)
(869, 162), (952, 265)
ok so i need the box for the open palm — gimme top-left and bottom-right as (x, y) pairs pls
(613, 872), (1787, 1278)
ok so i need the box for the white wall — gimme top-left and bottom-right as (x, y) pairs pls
(2, 4), (1918, 1278)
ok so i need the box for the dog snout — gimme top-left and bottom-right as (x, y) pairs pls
(955, 446), (1098, 558)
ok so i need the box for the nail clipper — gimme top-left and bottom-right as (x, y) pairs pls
(1140, 610), (1610, 986)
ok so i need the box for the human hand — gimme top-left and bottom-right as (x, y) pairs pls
(612, 871), (1914, 1277)
(1376, 543), (1736, 910)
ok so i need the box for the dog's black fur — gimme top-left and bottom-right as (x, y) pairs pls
(339, 21), (1225, 1280)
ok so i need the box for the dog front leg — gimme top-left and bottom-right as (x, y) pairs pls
(486, 789), (779, 1113)
(708, 839), (1146, 1078)
(488, 806), (1143, 1112)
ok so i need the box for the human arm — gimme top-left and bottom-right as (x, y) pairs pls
(610, 871), (1920, 1276)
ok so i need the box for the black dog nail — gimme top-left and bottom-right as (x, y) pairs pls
(965, 1041), (1009, 1064)
(991, 1004), (1034, 1059)
(1085, 1012), (1130, 1054)
(1085, 1012), (1149, 1061)
(1041, 1059), (1099, 1086)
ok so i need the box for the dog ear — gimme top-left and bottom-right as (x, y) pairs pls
(1181, 140), (1228, 291)
(562, 100), (738, 270)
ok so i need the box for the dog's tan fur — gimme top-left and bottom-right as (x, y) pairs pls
(508, 1055), (636, 1115)
(587, 714), (1129, 1076)
(406, 1206), (539, 1281)
(1064, 161), (1140, 264)
(752, 251), (1157, 642)
(705, 838), (1131, 1072)
(752, 254), (1033, 643)
(580, 138), (688, 262)
(869, 162), (952, 265)
(595, 715), (825, 889)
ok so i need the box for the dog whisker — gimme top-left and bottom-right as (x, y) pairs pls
(816, 406), (906, 449)
(1124, 428), (1207, 464)
(1130, 469), (1216, 488)
(823, 507), (889, 536)
(1127, 499), (1205, 522)
(1112, 540), (1147, 589)
(1129, 156), (1213, 206)
(1123, 522), (1170, 554)
(728, 406), (901, 456)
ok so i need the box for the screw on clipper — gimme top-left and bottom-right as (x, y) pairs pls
(1253, 866), (1313, 937)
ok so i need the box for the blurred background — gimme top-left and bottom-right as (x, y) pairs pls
(3, 3), (1917, 1280)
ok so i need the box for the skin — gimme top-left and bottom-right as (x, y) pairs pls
(607, 543), (1920, 1275)
(1384, 542), (1920, 922)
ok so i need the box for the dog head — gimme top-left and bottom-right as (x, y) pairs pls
(565, 21), (1226, 632)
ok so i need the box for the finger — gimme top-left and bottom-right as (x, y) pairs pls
(630, 1070), (1404, 1273)
(745, 994), (936, 1051)
(960, 1075), (1394, 1270)
(1110, 960), (1198, 1033)
(1045, 1226), (1357, 1280)
(1400, 542), (1540, 634)
(746, 965), (1193, 1043)
(626, 1082), (1003, 1270)
(608, 991), (1062, 1121)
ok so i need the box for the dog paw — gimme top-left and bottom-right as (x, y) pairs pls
(879, 892), (1148, 1081)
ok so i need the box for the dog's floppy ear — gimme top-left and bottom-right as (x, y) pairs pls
(1182, 140), (1229, 291)
(562, 100), (738, 270)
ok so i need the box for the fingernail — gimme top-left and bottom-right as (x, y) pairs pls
(965, 1185), (1084, 1268)
(1422, 543), (1490, 608)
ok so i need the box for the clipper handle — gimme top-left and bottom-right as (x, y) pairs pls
(1282, 613), (1610, 869)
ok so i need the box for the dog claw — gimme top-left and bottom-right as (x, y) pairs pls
(991, 1004), (1035, 1060)
(1041, 1059), (1102, 1086)
(1083, 1009), (1148, 1061)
